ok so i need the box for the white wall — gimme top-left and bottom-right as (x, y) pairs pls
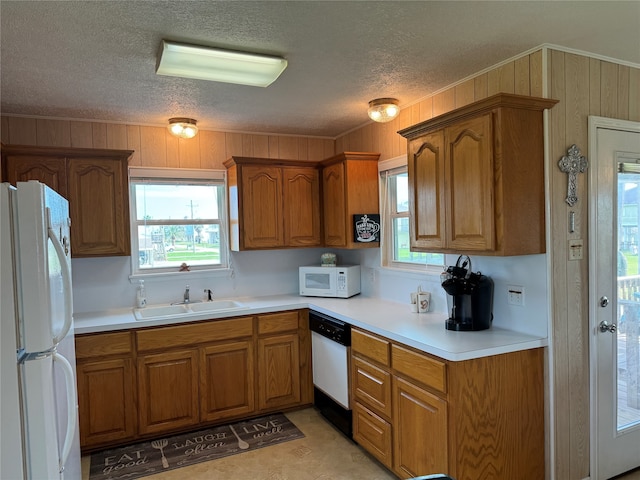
(71, 247), (361, 313)
(358, 249), (548, 337)
(72, 247), (547, 338)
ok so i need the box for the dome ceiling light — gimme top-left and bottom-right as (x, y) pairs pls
(367, 98), (400, 123)
(168, 118), (198, 139)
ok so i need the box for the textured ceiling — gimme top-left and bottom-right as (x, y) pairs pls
(1, 1), (639, 138)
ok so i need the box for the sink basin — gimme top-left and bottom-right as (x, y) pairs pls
(188, 300), (246, 313)
(134, 304), (188, 319)
(133, 300), (247, 321)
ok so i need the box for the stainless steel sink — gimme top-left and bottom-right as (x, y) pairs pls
(133, 300), (248, 321)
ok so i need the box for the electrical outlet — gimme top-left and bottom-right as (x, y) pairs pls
(507, 285), (525, 306)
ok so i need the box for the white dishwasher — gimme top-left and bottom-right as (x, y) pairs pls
(309, 310), (352, 438)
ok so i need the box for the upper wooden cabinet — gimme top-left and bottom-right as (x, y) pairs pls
(1, 145), (133, 257)
(224, 157), (321, 251)
(321, 152), (381, 249)
(283, 167), (321, 247)
(399, 94), (558, 256)
(224, 153), (381, 251)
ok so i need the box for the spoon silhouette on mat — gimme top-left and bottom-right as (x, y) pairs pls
(229, 425), (249, 449)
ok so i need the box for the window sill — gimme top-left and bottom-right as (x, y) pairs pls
(129, 268), (232, 284)
(380, 264), (444, 278)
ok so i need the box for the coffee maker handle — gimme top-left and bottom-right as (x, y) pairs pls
(455, 255), (472, 279)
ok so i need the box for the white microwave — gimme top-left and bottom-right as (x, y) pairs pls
(299, 265), (361, 298)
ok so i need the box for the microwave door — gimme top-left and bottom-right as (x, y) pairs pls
(306, 273), (332, 290)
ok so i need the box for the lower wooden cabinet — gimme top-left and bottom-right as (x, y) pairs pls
(200, 340), (255, 422)
(76, 358), (136, 448)
(257, 311), (307, 410)
(75, 331), (136, 449)
(392, 376), (448, 478)
(137, 349), (200, 435)
(76, 310), (312, 451)
(258, 333), (301, 410)
(350, 327), (544, 480)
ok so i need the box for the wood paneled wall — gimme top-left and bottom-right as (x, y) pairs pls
(335, 50), (544, 160)
(0, 117), (335, 167)
(547, 51), (640, 480)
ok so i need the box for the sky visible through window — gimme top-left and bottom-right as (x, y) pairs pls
(135, 184), (219, 221)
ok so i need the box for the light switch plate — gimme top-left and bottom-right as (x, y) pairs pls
(507, 285), (525, 306)
(568, 239), (584, 260)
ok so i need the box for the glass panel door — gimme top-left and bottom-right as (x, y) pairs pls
(592, 119), (640, 479)
(617, 159), (640, 432)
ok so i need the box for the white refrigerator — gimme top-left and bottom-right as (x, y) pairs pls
(1, 181), (81, 479)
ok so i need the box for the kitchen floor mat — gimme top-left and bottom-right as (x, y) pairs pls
(88, 413), (304, 480)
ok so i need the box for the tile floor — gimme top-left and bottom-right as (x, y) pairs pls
(82, 408), (395, 480)
(82, 407), (640, 480)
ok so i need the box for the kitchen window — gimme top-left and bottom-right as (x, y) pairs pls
(129, 167), (228, 276)
(380, 162), (444, 272)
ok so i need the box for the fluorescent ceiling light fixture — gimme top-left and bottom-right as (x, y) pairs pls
(156, 40), (288, 87)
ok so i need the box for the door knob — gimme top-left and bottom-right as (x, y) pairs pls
(599, 320), (617, 333)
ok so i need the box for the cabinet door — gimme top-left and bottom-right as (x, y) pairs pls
(137, 350), (199, 435)
(322, 162), (346, 246)
(393, 377), (448, 478)
(76, 358), (136, 448)
(408, 131), (446, 251)
(283, 167), (321, 247)
(445, 114), (494, 251)
(241, 166), (284, 248)
(200, 340), (255, 422)
(67, 157), (130, 257)
(257, 333), (301, 410)
(3, 155), (68, 197)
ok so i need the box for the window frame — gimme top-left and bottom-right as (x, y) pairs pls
(379, 157), (444, 274)
(128, 167), (229, 279)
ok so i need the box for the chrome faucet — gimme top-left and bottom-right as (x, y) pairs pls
(183, 285), (190, 303)
(204, 289), (213, 301)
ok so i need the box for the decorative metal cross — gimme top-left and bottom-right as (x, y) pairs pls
(558, 144), (588, 206)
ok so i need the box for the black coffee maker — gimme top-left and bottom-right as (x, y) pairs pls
(441, 255), (493, 331)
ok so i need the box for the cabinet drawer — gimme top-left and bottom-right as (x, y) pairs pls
(391, 344), (447, 394)
(137, 317), (253, 352)
(352, 356), (392, 419)
(352, 329), (390, 366)
(257, 311), (299, 335)
(353, 401), (392, 468)
(76, 332), (132, 359)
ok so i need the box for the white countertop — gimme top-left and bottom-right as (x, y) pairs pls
(74, 294), (547, 362)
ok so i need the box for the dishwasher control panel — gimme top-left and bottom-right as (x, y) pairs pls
(309, 311), (351, 346)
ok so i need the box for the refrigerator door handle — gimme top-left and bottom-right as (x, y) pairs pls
(53, 351), (77, 474)
(49, 225), (73, 345)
